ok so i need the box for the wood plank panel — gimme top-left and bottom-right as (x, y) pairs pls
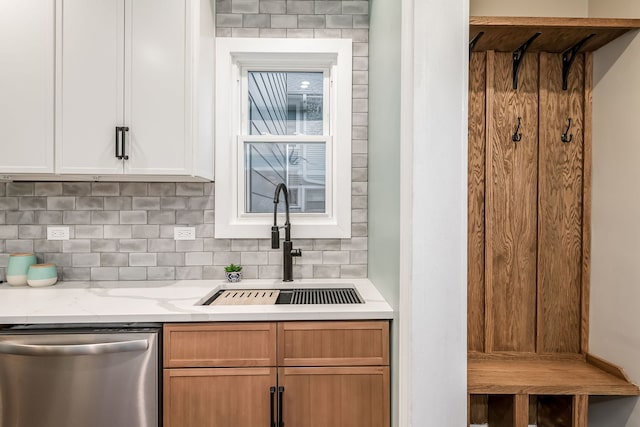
(470, 16), (640, 52)
(469, 394), (488, 424)
(537, 53), (584, 353)
(278, 367), (389, 427)
(572, 395), (588, 427)
(514, 394), (530, 427)
(468, 51), (487, 353)
(164, 368), (276, 427)
(485, 51), (539, 353)
(468, 359), (640, 395)
(581, 53), (593, 354)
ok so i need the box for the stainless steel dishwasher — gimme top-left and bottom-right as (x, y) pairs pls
(0, 325), (159, 427)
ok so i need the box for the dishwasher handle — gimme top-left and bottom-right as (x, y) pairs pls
(0, 338), (149, 356)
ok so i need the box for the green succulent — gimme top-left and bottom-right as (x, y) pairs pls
(224, 264), (243, 273)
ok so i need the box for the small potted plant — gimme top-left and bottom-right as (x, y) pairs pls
(224, 264), (243, 283)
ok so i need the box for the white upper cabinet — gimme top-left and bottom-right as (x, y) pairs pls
(125, 0), (189, 175)
(0, 0), (55, 174)
(55, 0), (214, 180)
(56, 0), (124, 174)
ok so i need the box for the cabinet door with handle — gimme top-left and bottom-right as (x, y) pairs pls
(56, 0), (125, 175)
(278, 366), (390, 427)
(0, 0), (55, 174)
(124, 0), (191, 176)
(164, 367), (277, 427)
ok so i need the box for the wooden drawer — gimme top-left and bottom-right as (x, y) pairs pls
(277, 321), (389, 366)
(164, 323), (276, 368)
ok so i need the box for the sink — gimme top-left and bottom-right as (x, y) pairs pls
(200, 287), (364, 306)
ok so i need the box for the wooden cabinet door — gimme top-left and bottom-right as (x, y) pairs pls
(56, 0), (125, 175)
(278, 321), (389, 366)
(164, 367), (277, 427)
(124, 0), (191, 176)
(0, 0), (55, 174)
(164, 323), (277, 368)
(278, 366), (390, 427)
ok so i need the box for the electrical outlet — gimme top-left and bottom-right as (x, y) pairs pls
(47, 226), (70, 240)
(174, 226), (196, 241)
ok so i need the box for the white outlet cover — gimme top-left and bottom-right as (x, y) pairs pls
(47, 226), (70, 240)
(174, 227), (196, 240)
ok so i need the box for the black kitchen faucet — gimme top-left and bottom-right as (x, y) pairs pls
(271, 183), (302, 282)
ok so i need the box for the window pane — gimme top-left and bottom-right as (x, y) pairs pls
(248, 72), (323, 136)
(245, 142), (326, 213)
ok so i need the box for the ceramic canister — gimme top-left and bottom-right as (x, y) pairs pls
(27, 264), (58, 287)
(6, 253), (38, 286)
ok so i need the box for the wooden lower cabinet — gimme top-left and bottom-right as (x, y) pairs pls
(279, 366), (390, 427)
(163, 321), (390, 427)
(164, 368), (276, 427)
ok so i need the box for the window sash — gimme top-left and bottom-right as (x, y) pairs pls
(237, 135), (333, 218)
(239, 67), (331, 137)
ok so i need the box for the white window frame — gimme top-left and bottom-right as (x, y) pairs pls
(215, 38), (352, 239)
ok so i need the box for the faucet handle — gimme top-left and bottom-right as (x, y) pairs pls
(291, 248), (302, 257)
(271, 226), (280, 249)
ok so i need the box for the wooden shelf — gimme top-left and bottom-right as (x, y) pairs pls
(468, 353), (640, 396)
(470, 16), (640, 53)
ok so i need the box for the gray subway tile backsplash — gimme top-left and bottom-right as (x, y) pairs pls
(314, 1), (342, 14)
(342, 1), (368, 14)
(259, 0), (285, 14)
(231, 0), (259, 13)
(5, 211), (31, 224)
(0, 0), (369, 282)
(7, 183), (34, 196)
(147, 266), (176, 280)
(19, 197), (47, 210)
(270, 14), (298, 28)
(287, 1), (314, 14)
(176, 266), (203, 280)
(101, 252), (128, 267)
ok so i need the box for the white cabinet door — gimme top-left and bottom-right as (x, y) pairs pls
(0, 0), (55, 174)
(124, 0), (191, 175)
(56, 0), (125, 175)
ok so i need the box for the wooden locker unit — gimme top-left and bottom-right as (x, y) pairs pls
(467, 16), (640, 427)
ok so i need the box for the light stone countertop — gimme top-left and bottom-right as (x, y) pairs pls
(0, 278), (393, 324)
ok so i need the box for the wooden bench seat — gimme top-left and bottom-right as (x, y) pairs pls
(468, 354), (639, 427)
(468, 354), (640, 395)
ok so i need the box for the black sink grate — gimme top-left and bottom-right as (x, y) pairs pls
(289, 288), (363, 304)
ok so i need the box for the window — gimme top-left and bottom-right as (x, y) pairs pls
(215, 38), (352, 239)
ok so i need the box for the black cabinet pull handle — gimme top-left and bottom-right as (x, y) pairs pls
(121, 126), (130, 160)
(115, 126), (122, 159)
(270, 386), (276, 427)
(115, 127), (130, 160)
(278, 386), (284, 427)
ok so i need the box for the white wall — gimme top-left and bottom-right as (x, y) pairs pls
(399, 0), (468, 425)
(369, 0), (401, 425)
(588, 1), (640, 425)
(470, 0), (588, 17)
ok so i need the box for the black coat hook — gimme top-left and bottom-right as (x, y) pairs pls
(512, 117), (522, 142)
(561, 118), (573, 143)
